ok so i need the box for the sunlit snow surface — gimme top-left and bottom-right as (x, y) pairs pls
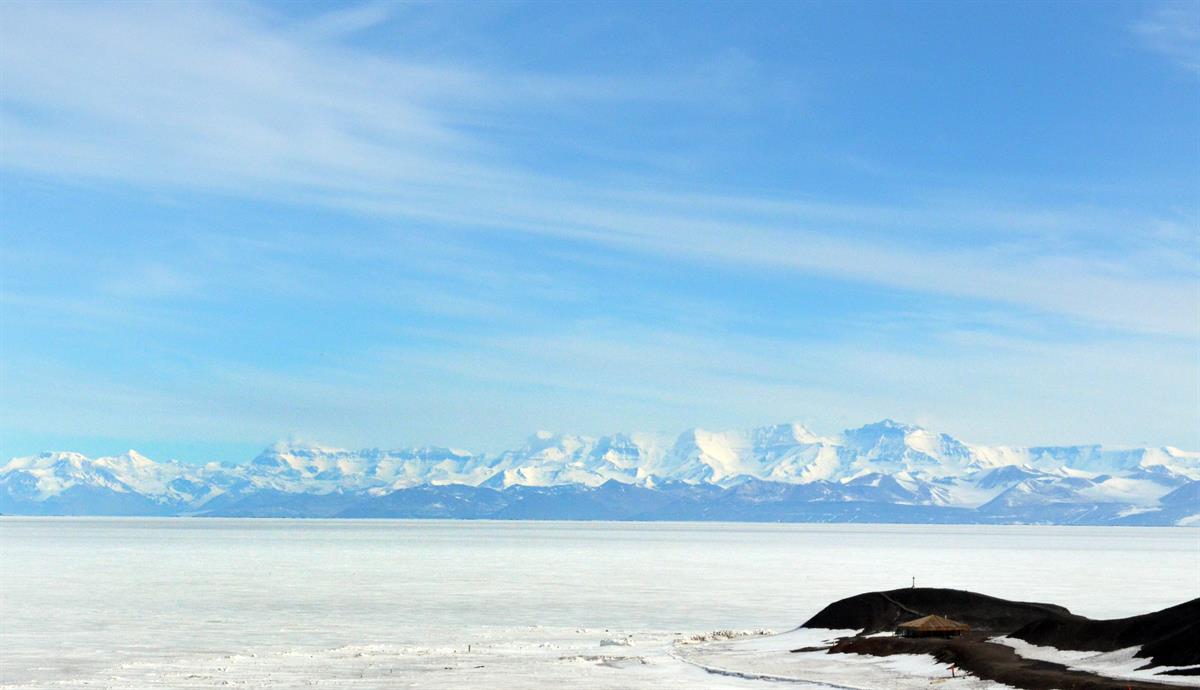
(675, 628), (1017, 689)
(1, 519), (1197, 689)
(990, 637), (1200, 686)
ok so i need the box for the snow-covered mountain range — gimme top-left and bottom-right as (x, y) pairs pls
(3, 420), (1197, 525)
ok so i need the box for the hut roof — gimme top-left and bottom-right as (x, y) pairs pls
(896, 614), (970, 632)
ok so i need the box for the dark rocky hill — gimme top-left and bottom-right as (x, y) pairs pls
(1010, 598), (1200, 668)
(804, 587), (1199, 670)
(803, 588), (1199, 688)
(802, 587), (1069, 634)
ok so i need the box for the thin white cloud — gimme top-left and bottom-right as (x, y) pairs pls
(0, 0), (1196, 340)
(1134, 1), (1200, 75)
(291, 1), (401, 41)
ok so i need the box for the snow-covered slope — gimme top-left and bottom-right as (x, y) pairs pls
(246, 443), (493, 492)
(483, 431), (669, 488)
(652, 423), (839, 484)
(0, 450), (230, 507)
(2, 420), (1196, 523)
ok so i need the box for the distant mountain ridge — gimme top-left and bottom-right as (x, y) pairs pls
(3, 420), (1198, 525)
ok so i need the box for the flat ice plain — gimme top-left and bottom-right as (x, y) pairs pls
(1, 519), (1196, 689)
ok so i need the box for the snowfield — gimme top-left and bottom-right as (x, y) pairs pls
(2, 519), (1196, 690)
(674, 628), (1017, 689)
(991, 637), (1200, 686)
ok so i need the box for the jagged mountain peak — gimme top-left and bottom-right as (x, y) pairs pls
(749, 421), (827, 445)
(269, 439), (345, 452)
(3, 419), (1196, 524)
(843, 418), (917, 437)
(517, 430), (590, 453)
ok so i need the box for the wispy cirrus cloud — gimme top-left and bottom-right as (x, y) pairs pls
(1, 1), (1198, 459)
(1, 1), (1194, 340)
(1134, 1), (1200, 75)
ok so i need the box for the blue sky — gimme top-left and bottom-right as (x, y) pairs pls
(1, 0), (1197, 461)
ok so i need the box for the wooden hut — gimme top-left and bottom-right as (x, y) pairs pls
(895, 614), (970, 638)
